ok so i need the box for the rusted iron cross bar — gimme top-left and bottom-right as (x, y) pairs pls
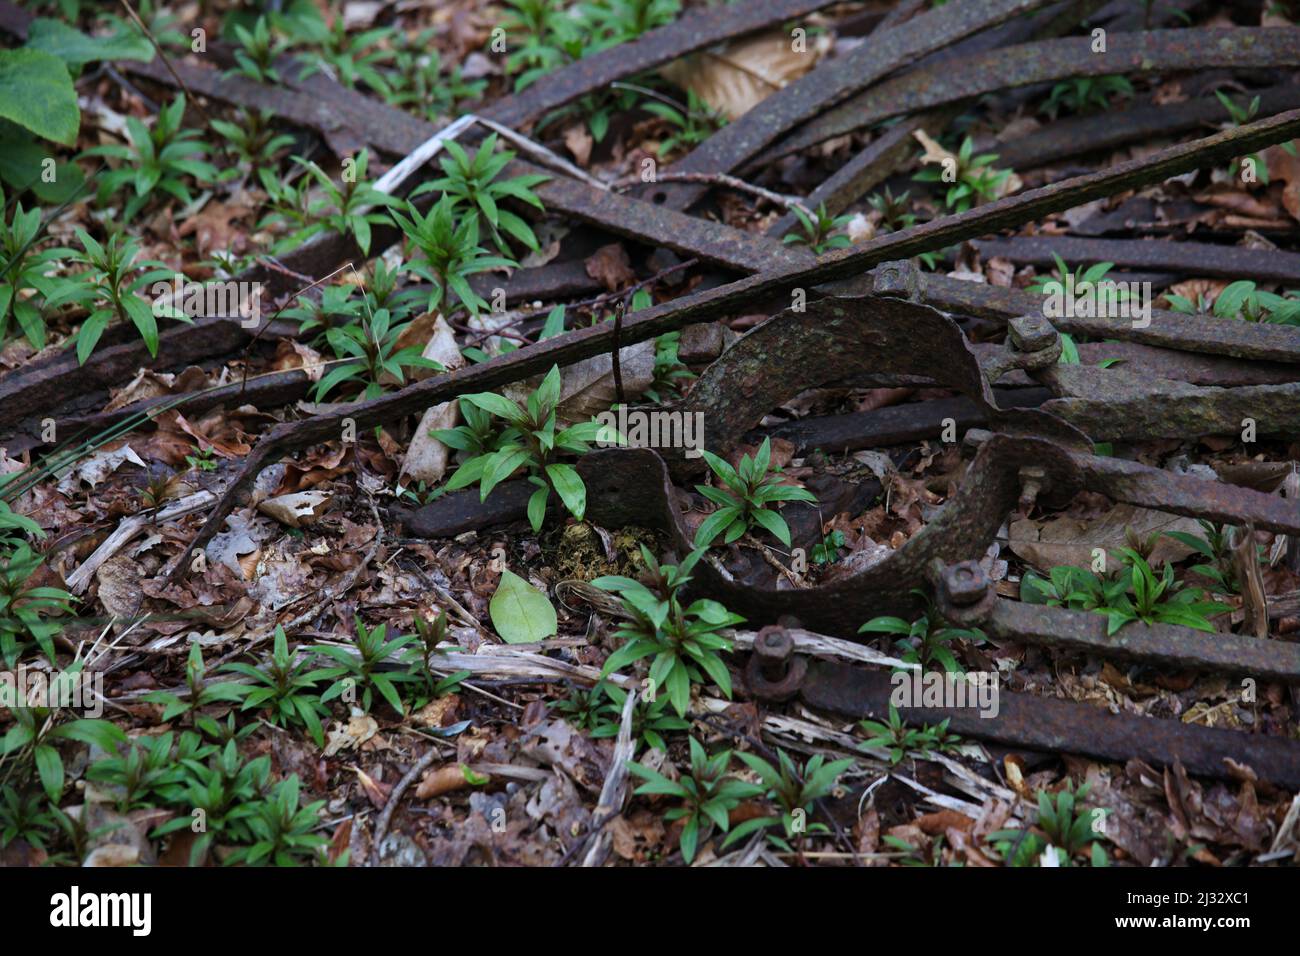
(799, 659), (1300, 789)
(162, 108), (1300, 579)
(765, 26), (1300, 162)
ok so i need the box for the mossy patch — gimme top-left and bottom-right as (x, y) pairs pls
(547, 523), (659, 581)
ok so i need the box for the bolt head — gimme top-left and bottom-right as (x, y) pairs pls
(940, 560), (989, 607)
(1009, 314), (1058, 352)
(754, 625), (794, 663)
(873, 260), (919, 300)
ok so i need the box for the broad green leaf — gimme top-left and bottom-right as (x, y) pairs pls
(0, 49), (79, 145)
(489, 568), (556, 644)
(27, 18), (153, 66)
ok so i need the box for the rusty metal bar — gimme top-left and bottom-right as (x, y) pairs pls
(918, 273), (1300, 364)
(766, 27), (1300, 162)
(986, 84), (1300, 171)
(984, 598), (1300, 683)
(799, 659), (1300, 789)
(640, 0), (1058, 211)
(973, 236), (1300, 285)
(1072, 451), (1300, 536)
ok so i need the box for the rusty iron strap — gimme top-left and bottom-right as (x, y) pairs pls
(986, 84), (1300, 171)
(917, 273), (1300, 364)
(984, 598), (1300, 683)
(1070, 450), (1300, 536)
(486, 0), (837, 129)
(798, 659), (1300, 789)
(638, 0), (1057, 211)
(161, 108), (1300, 579)
(765, 26), (1300, 162)
(972, 236), (1300, 285)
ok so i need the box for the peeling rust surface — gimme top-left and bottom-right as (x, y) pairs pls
(770, 27), (1300, 160)
(640, 0), (1056, 210)
(973, 236), (1300, 285)
(801, 660), (1300, 789)
(986, 598), (1300, 683)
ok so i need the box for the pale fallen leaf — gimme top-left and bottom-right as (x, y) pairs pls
(402, 314), (466, 484)
(257, 490), (331, 528)
(1008, 503), (1204, 574)
(324, 711), (378, 757)
(56, 444), (146, 494)
(660, 30), (830, 120)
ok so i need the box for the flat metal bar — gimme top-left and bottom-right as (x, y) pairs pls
(767, 26), (1300, 161)
(986, 598), (1300, 683)
(973, 236), (1300, 285)
(800, 660), (1300, 788)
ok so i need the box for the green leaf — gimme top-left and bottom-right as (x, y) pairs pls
(27, 18), (153, 66)
(489, 569), (556, 644)
(544, 463), (585, 521)
(0, 49), (80, 145)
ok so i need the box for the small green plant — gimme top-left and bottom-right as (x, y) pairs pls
(223, 775), (331, 866)
(627, 737), (759, 863)
(407, 611), (471, 709)
(695, 437), (818, 548)
(444, 366), (618, 531)
(82, 95), (218, 222)
(809, 529), (845, 565)
(642, 330), (695, 403)
(432, 397), (509, 461)
(314, 307), (443, 402)
(281, 283), (366, 337)
(1040, 75), (1133, 118)
(1216, 91), (1296, 185)
(859, 705), (963, 765)
(314, 617), (418, 715)
(782, 202), (853, 255)
(211, 108), (295, 168)
(57, 228), (177, 364)
(1022, 550), (1225, 635)
(1, 676), (126, 802)
(85, 730), (209, 812)
(858, 592), (985, 674)
(184, 445), (218, 472)
(0, 533), (73, 668)
(410, 133), (549, 255)
(594, 546), (743, 717)
(143, 642), (250, 729)
(391, 195), (516, 315)
(0, 784), (62, 851)
(1183, 280), (1300, 325)
(554, 680), (689, 752)
(386, 30), (486, 120)
(644, 90), (727, 157)
(1027, 254), (1122, 298)
(294, 15), (395, 94)
(0, 184), (78, 348)
(867, 186), (919, 233)
(914, 136), (1012, 213)
(148, 739), (274, 866)
(221, 626), (332, 748)
(228, 16), (286, 84)
(988, 781), (1108, 867)
(723, 748), (854, 853)
(292, 151), (400, 256)
(1164, 520), (1256, 596)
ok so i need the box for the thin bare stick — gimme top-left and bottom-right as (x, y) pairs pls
(117, 0), (214, 127)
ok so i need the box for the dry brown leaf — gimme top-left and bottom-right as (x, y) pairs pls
(660, 30), (829, 120)
(1008, 503), (1204, 574)
(416, 764), (474, 799)
(402, 314), (467, 484)
(584, 243), (635, 292)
